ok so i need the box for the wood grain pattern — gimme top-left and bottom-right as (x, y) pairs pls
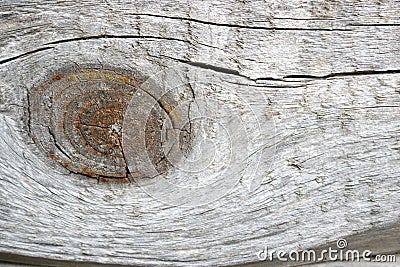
(0, 0), (399, 266)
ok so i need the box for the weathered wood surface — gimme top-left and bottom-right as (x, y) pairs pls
(0, 0), (400, 266)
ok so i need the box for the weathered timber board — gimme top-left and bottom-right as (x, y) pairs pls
(0, 1), (399, 266)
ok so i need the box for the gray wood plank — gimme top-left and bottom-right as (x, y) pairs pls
(0, 0), (399, 266)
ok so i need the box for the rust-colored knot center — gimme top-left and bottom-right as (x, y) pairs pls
(29, 68), (140, 180)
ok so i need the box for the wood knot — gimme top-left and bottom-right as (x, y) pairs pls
(28, 67), (194, 182)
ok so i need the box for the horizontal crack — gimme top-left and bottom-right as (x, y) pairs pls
(348, 23), (400, 27)
(153, 55), (296, 84)
(141, 54), (400, 84)
(43, 34), (189, 45)
(155, 55), (258, 80)
(284, 69), (400, 80)
(126, 13), (352, 31)
(0, 35), (190, 65)
(182, 61), (242, 76)
(0, 46), (54, 65)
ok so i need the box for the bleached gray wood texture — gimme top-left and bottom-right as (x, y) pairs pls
(0, 0), (399, 266)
